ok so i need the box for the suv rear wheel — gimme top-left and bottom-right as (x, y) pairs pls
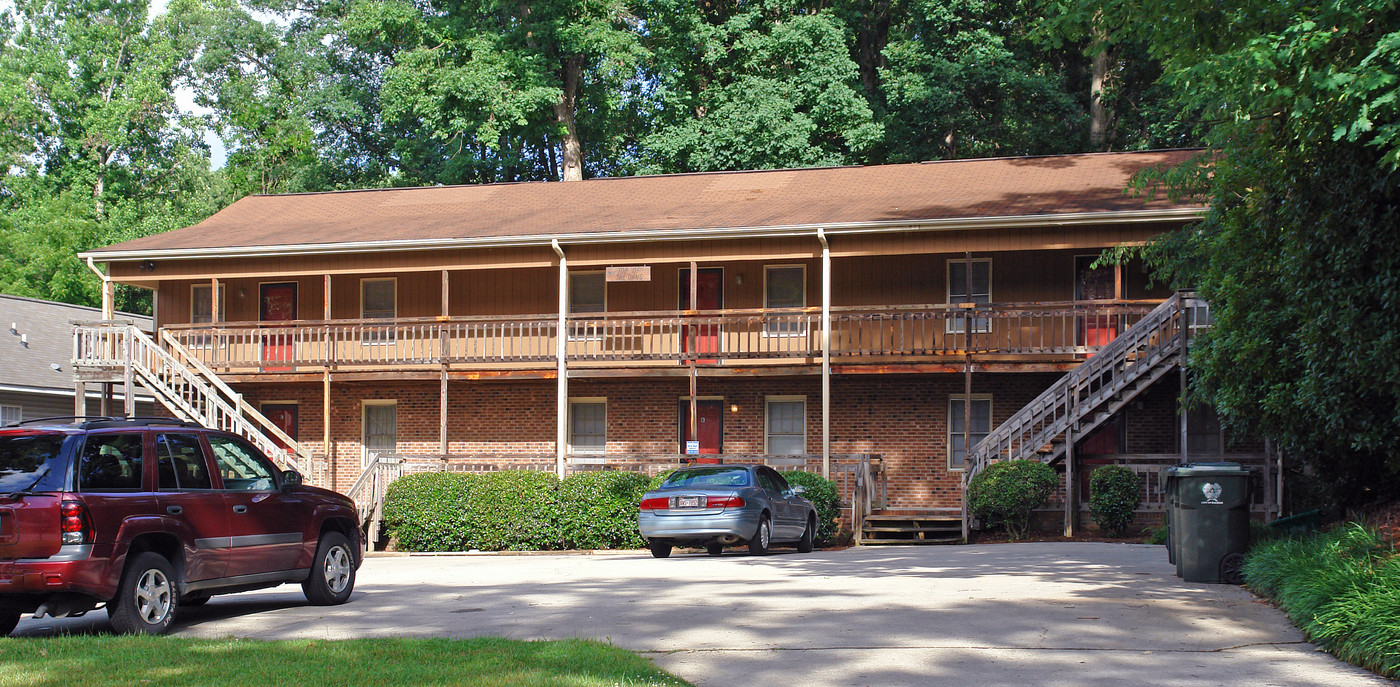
(303, 531), (355, 605)
(109, 552), (177, 635)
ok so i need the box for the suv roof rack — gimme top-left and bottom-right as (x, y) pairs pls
(80, 417), (207, 430)
(8, 416), (115, 427)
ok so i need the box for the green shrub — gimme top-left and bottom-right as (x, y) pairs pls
(1145, 524), (1169, 545)
(465, 470), (561, 551)
(1088, 465), (1141, 536)
(967, 460), (1057, 540)
(558, 471), (651, 550)
(381, 472), (472, 551)
(782, 471), (840, 545)
(1244, 523), (1399, 678)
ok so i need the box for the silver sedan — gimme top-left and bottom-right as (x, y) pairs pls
(638, 464), (818, 557)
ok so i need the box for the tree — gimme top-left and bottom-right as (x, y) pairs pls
(1115, 0), (1400, 507)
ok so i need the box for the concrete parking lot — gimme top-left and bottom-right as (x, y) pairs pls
(14, 542), (1393, 686)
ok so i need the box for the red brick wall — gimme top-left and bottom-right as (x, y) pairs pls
(233, 371), (1188, 509)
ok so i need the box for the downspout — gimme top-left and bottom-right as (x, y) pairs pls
(86, 257), (114, 320)
(552, 240), (569, 479)
(817, 229), (831, 480)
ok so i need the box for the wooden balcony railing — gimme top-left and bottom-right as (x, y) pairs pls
(161, 301), (1158, 371)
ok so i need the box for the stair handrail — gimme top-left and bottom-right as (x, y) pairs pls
(964, 292), (1188, 484)
(74, 323), (305, 475)
(160, 329), (313, 468)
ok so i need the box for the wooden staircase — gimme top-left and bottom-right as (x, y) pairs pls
(860, 514), (963, 545)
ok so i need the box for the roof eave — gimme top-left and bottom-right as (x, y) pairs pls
(80, 207), (1204, 263)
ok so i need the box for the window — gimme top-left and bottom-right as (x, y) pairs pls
(569, 272), (606, 314)
(78, 433), (143, 492)
(948, 396), (992, 470)
(361, 278), (396, 344)
(0, 405), (20, 427)
(766, 397), (806, 455)
(764, 266), (805, 336)
(363, 401), (397, 467)
(191, 283), (226, 324)
(947, 259), (991, 333)
(190, 283), (226, 349)
(157, 433), (213, 490)
(568, 272), (606, 340)
(568, 399), (606, 455)
(208, 435), (278, 491)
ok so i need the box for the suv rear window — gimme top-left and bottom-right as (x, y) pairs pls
(78, 433), (144, 492)
(0, 432), (72, 493)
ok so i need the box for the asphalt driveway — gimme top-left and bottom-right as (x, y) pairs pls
(14, 543), (1393, 686)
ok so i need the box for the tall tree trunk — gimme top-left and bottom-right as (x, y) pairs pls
(1089, 24), (1111, 150)
(553, 55), (584, 182)
(854, 1), (892, 98)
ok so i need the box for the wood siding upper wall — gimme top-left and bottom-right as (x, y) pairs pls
(158, 248), (1172, 325)
(115, 222), (1173, 286)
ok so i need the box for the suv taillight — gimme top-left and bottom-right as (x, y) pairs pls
(60, 500), (91, 545)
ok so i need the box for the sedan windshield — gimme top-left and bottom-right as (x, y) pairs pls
(661, 467), (750, 488)
(0, 433), (71, 493)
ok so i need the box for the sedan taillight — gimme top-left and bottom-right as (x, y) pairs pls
(639, 496), (670, 511)
(59, 500), (91, 545)
(706, 495), (745, 509)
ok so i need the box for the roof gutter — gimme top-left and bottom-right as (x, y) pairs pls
(80, 207), (1204, 264)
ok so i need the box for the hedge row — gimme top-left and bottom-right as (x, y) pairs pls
(381, 469), (840, 552)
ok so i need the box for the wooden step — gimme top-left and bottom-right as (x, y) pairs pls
(860, 515), (962, 545)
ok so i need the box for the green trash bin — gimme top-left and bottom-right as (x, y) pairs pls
(1165, 463), (1253, 584)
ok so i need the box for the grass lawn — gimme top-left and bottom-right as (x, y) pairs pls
(0, 636), (692, 687)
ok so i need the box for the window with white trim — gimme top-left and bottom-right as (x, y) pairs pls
(361, 278), (396, 344)
(764, 265), (806, 336)
(190, 283), (226, 348)
(948, 395), (992, 470)
(947, 259), (991, 333)
(766, 397), (806, 455)
(1, 405), (21, 427)
(568, 399), (606, 455)
(568, 272), (606, 340)
(362, 401), (397, 468)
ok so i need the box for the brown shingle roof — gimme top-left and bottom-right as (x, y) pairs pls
(91, 150), (1203, 257)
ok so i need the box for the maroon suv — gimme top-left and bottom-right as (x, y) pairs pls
(0, 417), (361, 635)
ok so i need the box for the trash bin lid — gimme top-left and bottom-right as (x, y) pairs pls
(1166, 462), (1249, 476)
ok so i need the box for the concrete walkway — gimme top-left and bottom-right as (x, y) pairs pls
(14, 543), (1394, 686)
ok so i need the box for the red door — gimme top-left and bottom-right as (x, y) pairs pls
(679, 400), (723, 461)
(261, 403), (298, 451)
(1074, 256), (1118, 351)
(679, 269), (722, 363)
(260, 283), (298, 370)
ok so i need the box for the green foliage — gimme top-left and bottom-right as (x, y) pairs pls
(465, 471), (561, 551)
(557, 471), (651, 550)
(967, 460), (1058, 540)
(781, 471), (840, 545)
(1088, 465), (1141, 536)
(1243, 523), (1400, 678)
(381, 472), (472, 551)
(1145, 524), (1168, 545)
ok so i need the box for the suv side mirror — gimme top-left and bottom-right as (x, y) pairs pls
(281, 470), (302, 489)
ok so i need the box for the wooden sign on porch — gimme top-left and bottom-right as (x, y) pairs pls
(606, 266), (651, 282)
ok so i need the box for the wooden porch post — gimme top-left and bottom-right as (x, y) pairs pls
(819, 230), (831, 479)
(210, 278), (220, 325)
(1262, 437), (1275, 520)
(553, 241), (568, 478)
(74, 381), (86, 417)
(440, 270), (450, 459)
(323, 275), (332, 320)
(1179, 295), (1189, 464)
(1064, 424), (1076, 536)
(102, 277), (115, 321)
(688, 261), (698, 456)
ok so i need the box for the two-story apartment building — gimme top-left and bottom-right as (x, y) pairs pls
(75, 149), (1269, 541)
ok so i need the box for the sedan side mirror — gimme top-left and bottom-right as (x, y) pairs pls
(790, 485), (806, 495)
(281, 470), (303, 489)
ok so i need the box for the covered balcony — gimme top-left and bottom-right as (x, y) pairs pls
(158, 300), (1159, 378)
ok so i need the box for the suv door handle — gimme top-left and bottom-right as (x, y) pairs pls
(166, 506), (183, 515)
(232, 505), (248, 514)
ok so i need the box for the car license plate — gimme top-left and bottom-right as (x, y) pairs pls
(676, 496), (704, 509)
